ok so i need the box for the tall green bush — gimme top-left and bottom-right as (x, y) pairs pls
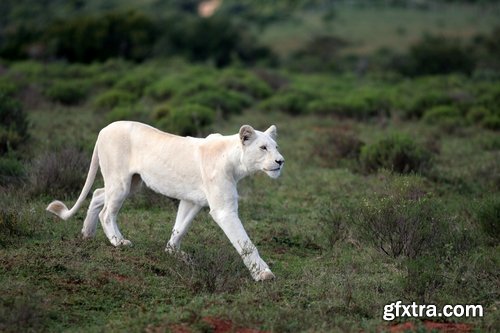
(157, 104), (215, 136)
(0, 94), (28, 154)
(360, 133), (431, 174)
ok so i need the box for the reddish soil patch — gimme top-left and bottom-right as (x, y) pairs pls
(202, 316), (268, 333)
(386, 321), (473, 333)
(162, 317), (268, 333)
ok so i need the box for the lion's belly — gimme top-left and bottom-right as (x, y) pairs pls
(140, 170), (208, 206)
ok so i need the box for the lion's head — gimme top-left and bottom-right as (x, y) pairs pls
(239, 125), (284, 179)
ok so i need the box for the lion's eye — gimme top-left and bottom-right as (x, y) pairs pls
(260, 145), (267, 151)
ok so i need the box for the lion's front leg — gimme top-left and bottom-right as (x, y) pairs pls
(210, 208), (274, 281)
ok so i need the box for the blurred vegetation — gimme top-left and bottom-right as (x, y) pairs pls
(0, 1), (499, 332)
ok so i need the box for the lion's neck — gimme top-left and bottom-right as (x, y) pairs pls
(224, 135), (252, 183)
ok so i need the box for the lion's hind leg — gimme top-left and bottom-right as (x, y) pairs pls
(99, 177), (133, 247)
(81, 188), (105, 238)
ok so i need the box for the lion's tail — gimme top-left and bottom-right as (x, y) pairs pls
(46, 144), (99, 221)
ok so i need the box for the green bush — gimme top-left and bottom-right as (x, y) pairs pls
(422, 105), (464, 131)
(44, 80), (90, 105)
(0, 94), (28, 154)
(93, 89), (138, 109)
(0, 157), (24, 185)
(358, 176), (446, 259)
(360, 133), (431, 174)
(482, 115), (500, 131)
(403, 91), (454, 119)
(258, 90), (311, 115)
(397, 35), (475, 76)
(106, 105), (146, 123)
(114, 71), (158, 96)
(0, 77), (20, 96)
(145, 76), (182, 100)
(44, 10), (158, 63)
(183, 90), (251, 117)
(467, 106), (491, 124)
(219, 69), (272, 98)
(158, 104), (215, 136)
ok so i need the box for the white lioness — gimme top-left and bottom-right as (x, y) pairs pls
(46, 121), (284, 281)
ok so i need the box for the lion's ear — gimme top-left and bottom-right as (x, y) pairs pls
(239, 125), (256, 145)
(265, 125), (277, 139)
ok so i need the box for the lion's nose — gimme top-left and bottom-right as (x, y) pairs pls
(276, 158), (284, 166)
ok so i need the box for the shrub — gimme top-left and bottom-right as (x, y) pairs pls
(467, 106), (491, 124)
(258, 90), (311, 115)
(0, 94), (29, 154)
(106, 105), (146, 123)
(423, 105), (461, 123)
(44, 80), (90, 105)
(306, 90), (391, 119)
(114, 71), (157, 96)
(0, 77), (20, 96)
(219, 69), (272, 98)
(0, 157), (24, 185)
(398, 35), (475, 76)
(145, 76), (182, 100)
(360, 133), (431, 174)
(93, 89), (138, 109)
(44, 10), (158, 63)
(403, 91), (454, 119)
(183, 90), (251, 117)
(475, 196), (500, 244)
(422, 105), (464, 131)
(313, 127), (364, 168)
(29, 148), (90, 198)
(158, 104), (215, 136)
(358, 176), (446, 259)
(482, 115), (500, 131)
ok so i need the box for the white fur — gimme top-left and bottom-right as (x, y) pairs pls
(46, 121), (284, 281)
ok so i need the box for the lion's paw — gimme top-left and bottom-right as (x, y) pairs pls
(258, 270), (275, 281)
(117, 239), (133, 247)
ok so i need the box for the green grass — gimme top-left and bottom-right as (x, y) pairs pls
(1, 58), (499, 332)
(260, 3), (500, 57)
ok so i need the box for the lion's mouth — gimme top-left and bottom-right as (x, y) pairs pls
(264, 167), (281, 172)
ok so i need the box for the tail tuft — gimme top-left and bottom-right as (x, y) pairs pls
(46, 200), (71, 220)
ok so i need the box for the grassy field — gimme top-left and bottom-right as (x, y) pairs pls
(260, 2), (500, 57)
(0, 57), (499, 332)
(0, 2), (499, 331)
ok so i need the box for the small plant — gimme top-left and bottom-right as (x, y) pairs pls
(360, 133), (431, 174)
(93, 89), (138, 110)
